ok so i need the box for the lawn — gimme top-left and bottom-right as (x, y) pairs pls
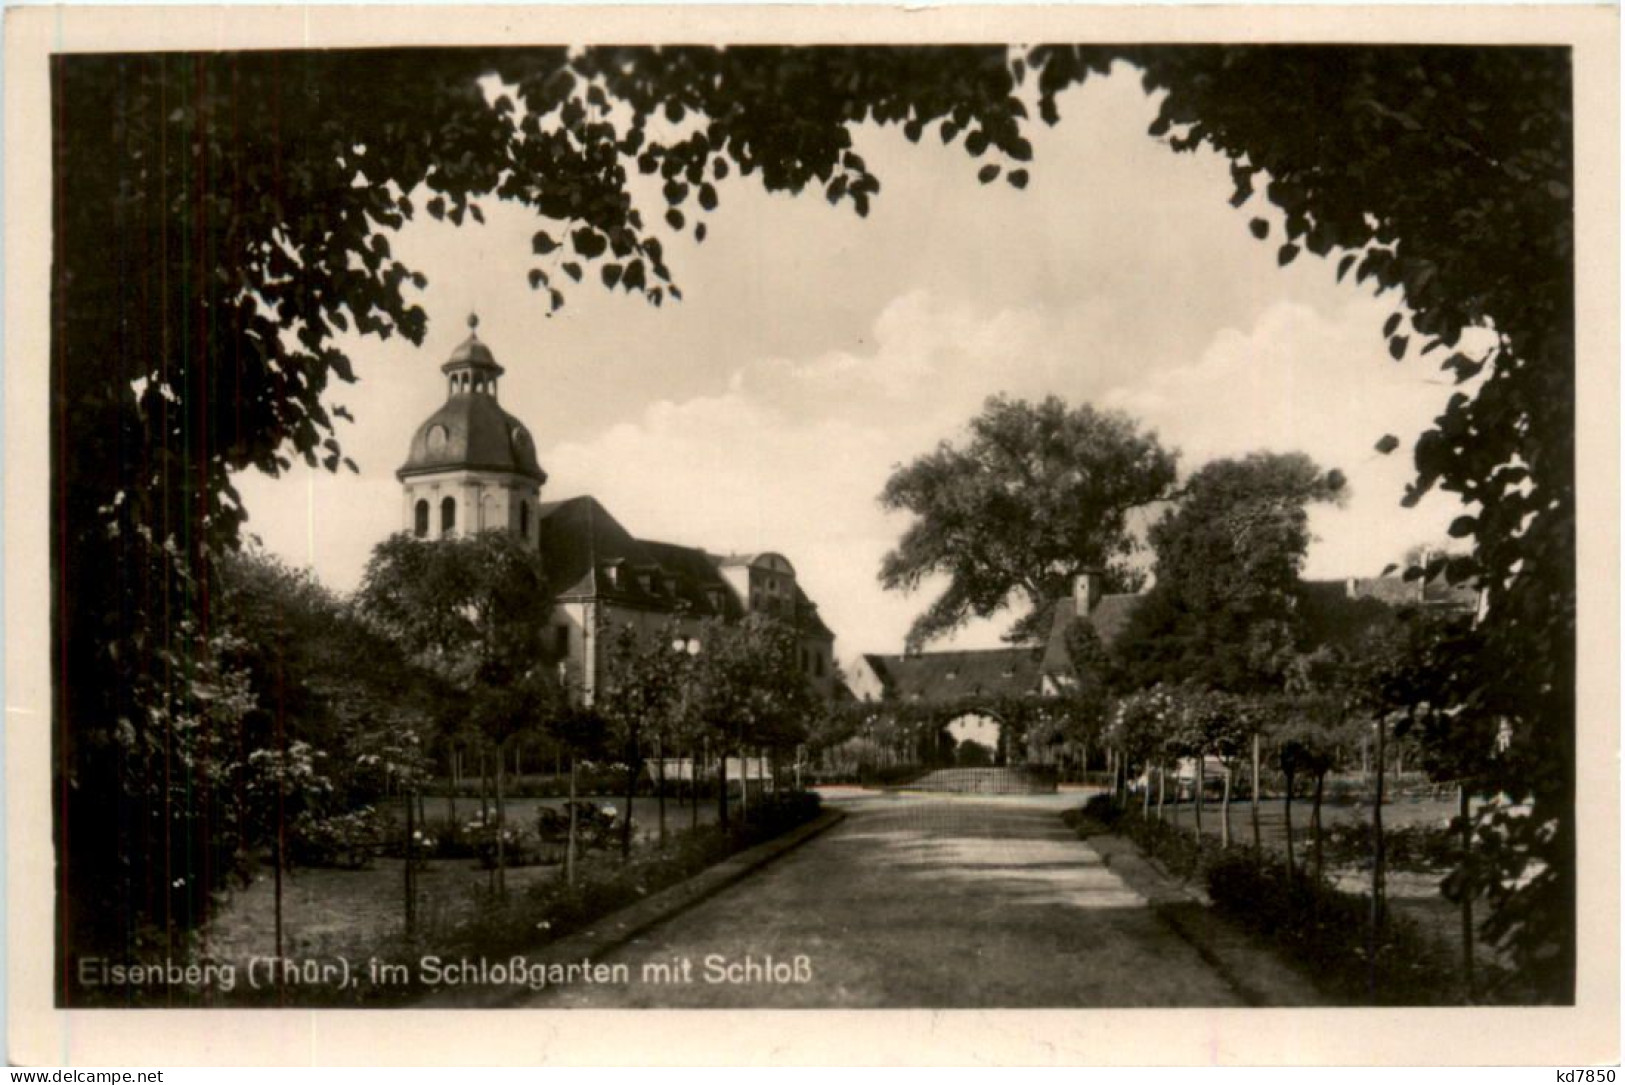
(1138, 790), (1512, 975)
(197, 790), (724, 1002)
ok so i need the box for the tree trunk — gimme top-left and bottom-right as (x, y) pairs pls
(621, 728), (639, 861)
(274, 793), (285, 972)
(656, 735), (667, 848)
(448, 745), (459, 826)
(1142, 759), (1151, 817)
(404, 785), (416, 937)
(717, 741), (730, 829)
(566, 754), (579, 887)
(1459, 783), (1476, 1001)
(1373, 715), (1389, 931)
(1156, 763), (1166, 823)
(1311, 771), (1326, 881)
(495, 742), (507, 895)
(739, 749), (750, 821)
(1250, 732), (1262, 851)
(1193, 753), (1204, 845)
(1368, 715), (1390, 998)
(479, 747), (489, 823)
(691, 741), (700, 832)
(1221, 764), (1232, 849)
(1283, 767), (1296, 878)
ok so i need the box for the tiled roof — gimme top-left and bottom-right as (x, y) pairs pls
(533, 496), (835, 636)
(533, 496), (735, 617)
(1040, 598), (1078, 676)
(1305, 574), (1479, 613)
(861, 648), (1043, 704)
(1036, 593), (1142, 684)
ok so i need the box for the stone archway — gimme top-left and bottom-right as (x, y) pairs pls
(945, 711), (1005, 767)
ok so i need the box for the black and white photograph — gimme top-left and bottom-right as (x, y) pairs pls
(7, 1), (1618, 1067)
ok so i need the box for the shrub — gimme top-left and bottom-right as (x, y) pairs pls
(460, 811), (540, 869)
(857, 763), (926, 787)
(1117, 808), (1208, 880)
(1073, 792), (1122, 829)
(535, 801), (622, 853)
(1205, 849), (1457, 1004)
(741, 788), (821, 837)
(438, 788), (825, 965)
(291, 806), (383, 869)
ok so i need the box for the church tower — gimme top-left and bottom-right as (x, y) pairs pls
(397, 315), (547, 545)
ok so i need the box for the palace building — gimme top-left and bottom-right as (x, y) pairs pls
(396, 316), (838, 702)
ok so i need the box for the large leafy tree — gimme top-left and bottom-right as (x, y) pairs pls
(1114, 451), (1347, 692)
(54, 44), (1574, 1000)
(879, 394), (1178, 648)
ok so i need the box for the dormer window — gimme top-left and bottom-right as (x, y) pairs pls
(638, 572), (653, 594)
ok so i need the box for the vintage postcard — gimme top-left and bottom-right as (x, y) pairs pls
(5, 2), (1618, 1067)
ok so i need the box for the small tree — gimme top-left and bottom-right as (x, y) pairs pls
(1109, 688), (1168, 817)
(356, 530), (555, 894)
(686, 614), (819, 826)
(1273, 698), (1346, 880)
(596, 619), (698, 856)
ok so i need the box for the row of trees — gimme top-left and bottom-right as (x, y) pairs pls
(73, 529), (829, 968)
(882, 392), (1503, 993)
(55, 44), (1572, 1000)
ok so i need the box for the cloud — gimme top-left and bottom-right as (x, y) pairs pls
(1103, 297), (1480, 577)
(542, 290), (1025, 657)
(534, 288), (1482, 660)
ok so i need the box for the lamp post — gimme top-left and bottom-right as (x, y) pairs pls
(671, 636), (701, 831)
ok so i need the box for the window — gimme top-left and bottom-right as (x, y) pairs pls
(801, 647), (810, 673)
(441, 496), (456, 534)
(414, 499), (429, 538)
(554, 625), (570, 658)
(520, 500), (530, 538)
(815, 653), (825, 678)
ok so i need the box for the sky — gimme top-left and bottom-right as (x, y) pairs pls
(232, 62), (1475, 668)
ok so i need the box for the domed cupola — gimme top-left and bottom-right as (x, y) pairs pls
(398, 314), (547, 484)
(396, 315), (547, 543)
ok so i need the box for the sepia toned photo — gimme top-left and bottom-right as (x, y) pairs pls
(6, 2), (1618, 1067)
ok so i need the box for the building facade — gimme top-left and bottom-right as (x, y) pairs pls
(397, 317), (837, 702)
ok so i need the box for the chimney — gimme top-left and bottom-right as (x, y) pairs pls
(1073, 568), (1104, 614)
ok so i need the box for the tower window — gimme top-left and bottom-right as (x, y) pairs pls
(520, 500), (530, 538)
(441, 496), (456, 534)
(414, 499), (429, 538)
